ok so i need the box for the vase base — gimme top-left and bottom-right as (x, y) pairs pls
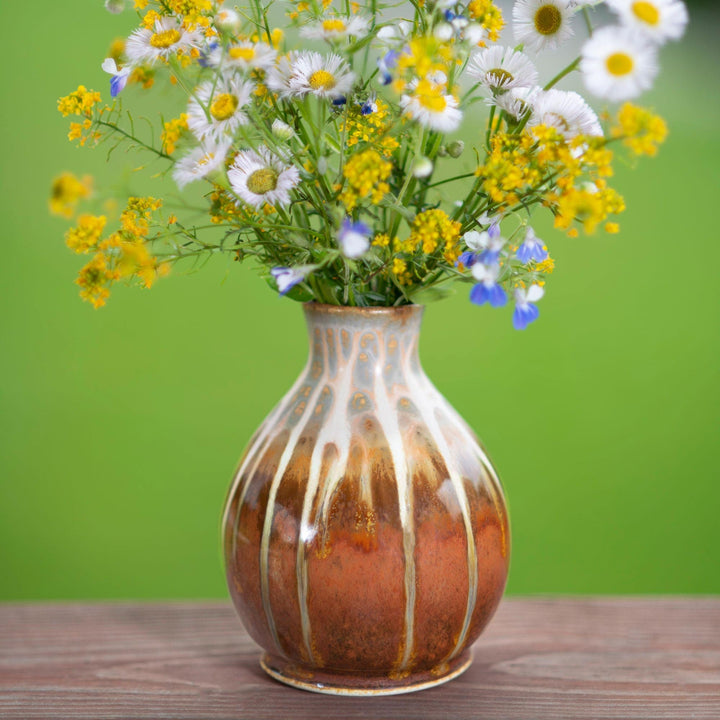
(260, 650), (473, 696)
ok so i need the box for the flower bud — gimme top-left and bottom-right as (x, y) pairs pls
(104, 0), (125, 13)
(272, 119), (295, 140)
(464, 23), (487, 46)
(447, 140), (465, 158)
(434, 23), (454, 42)
(412, 156), (433, 178)
(215, 7), (242, 33)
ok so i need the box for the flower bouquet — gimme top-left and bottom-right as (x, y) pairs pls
(52, 0), (688, 696)
(54, 0), (684, 327)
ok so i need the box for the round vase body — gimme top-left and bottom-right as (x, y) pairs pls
(222, 304), (509, 695)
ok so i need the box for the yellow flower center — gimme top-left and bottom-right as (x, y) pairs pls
(487, 68), (514, 86)
(229, 47), (256, 61)
(247, 168), (278, 195)
(210, 93), (239, 121)
(418, 93), (447, 112)
(150, 28), (181, 49)
(534, 5), (562, 35)
(606, 52), (634, 77)
(322, 19), (347, 32)
(415, 80), (448, 112)
(631, 1), (660, 25)
(309, 70), (336, 91)
(546, 112), (570, 132)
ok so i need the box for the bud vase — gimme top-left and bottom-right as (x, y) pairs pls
(222, 303), (509, 695)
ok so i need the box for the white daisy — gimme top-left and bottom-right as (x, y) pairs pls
(300, 16), (370, 41)
(266, 52), (299, 97)
(207, 42), (277, 72)
(491, 86), (539, 120)
(466, 46), (539, 94)
(125, 17), (199, 65)
(528, 89), (602, 138)
(228, 147), (300, 208)
(173, 139), (231, 189)
(187, 76), (254, 142)
(513, 0), (575, 53)
(580, 26), (659, 101)
(400, 80), (462, 132)
(605, 0), (688, 44)
(288, 52), (356, 99)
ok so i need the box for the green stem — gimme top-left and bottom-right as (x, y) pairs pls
(96, 120), (173, 161)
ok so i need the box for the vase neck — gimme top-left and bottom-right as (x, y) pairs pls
(303, 303), (424, 379)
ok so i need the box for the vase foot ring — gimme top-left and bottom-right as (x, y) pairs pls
(260, 651), (473, 696)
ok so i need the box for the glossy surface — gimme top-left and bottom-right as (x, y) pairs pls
(222, 303), (509, 692)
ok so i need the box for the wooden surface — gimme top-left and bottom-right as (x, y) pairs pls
(1, 598), (719, 719)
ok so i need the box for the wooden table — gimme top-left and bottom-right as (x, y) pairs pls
(1, 598), (718, 719)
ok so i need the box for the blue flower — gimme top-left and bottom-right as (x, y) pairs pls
(516, 227), (548, 264)
(338, 217), (371, 259)
(378, 50), (399, 85)
(456, 250), (479, 269)
(470, 264), (507, 308)
(271, 266), (307, 296)
(101, 58), (130, 98)
(512, 284), (545, 330)
(360, 94), (378, 115)
(332, 96), (347, 106)
(458, 228), (506, 269)
(197, 41), (219, 68)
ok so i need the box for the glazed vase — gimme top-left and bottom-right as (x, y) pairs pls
(222, 303), (509, 695)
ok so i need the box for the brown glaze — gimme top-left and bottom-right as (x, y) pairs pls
(222, 303), (509, 693)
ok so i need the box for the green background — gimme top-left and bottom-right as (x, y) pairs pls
(1, 2), (719, 601)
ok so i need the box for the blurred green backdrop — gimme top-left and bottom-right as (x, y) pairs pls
(1, 2), (719, 601)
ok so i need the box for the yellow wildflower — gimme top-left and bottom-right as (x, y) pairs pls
(339, 100), (399, 157)
(108, 38), (125, 64)
(467, 0), (504, 42)
(210, 187), (246, 224)
(532, 256), (555, 274)
(389, 257), (413, 285)
(373, 233), (392, 248)
(120, 196), (162, 238)
(407, 208), (461, 262)
(129, 66), (155, 89)
(141, 10), (162, 29)
(49, 173), (92, 218)
(612, 103), (668, 157)
(76, 253), (117, 309)
(161, 114), (189, 154)
(111, 237), (170, 288)
(397, 37), (452, 82)
(134, 0), (149, 8)
(65, 215), (107, 254)
(57, 85), (102, 117)
(340, 149), (392, 211)
(552, 186), (625, 235)
(168, 0), (213, 30)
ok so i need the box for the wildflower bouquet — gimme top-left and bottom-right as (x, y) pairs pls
(54, 0), (685, 329)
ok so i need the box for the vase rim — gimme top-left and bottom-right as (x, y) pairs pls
(303, 302), (424, 318)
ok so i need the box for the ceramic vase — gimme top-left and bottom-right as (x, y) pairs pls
(222, 303), (509, 695)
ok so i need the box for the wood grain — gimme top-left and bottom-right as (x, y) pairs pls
(1, 598), (719, 719)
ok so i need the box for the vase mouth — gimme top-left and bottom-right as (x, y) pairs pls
(303, 302), (424, 318)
